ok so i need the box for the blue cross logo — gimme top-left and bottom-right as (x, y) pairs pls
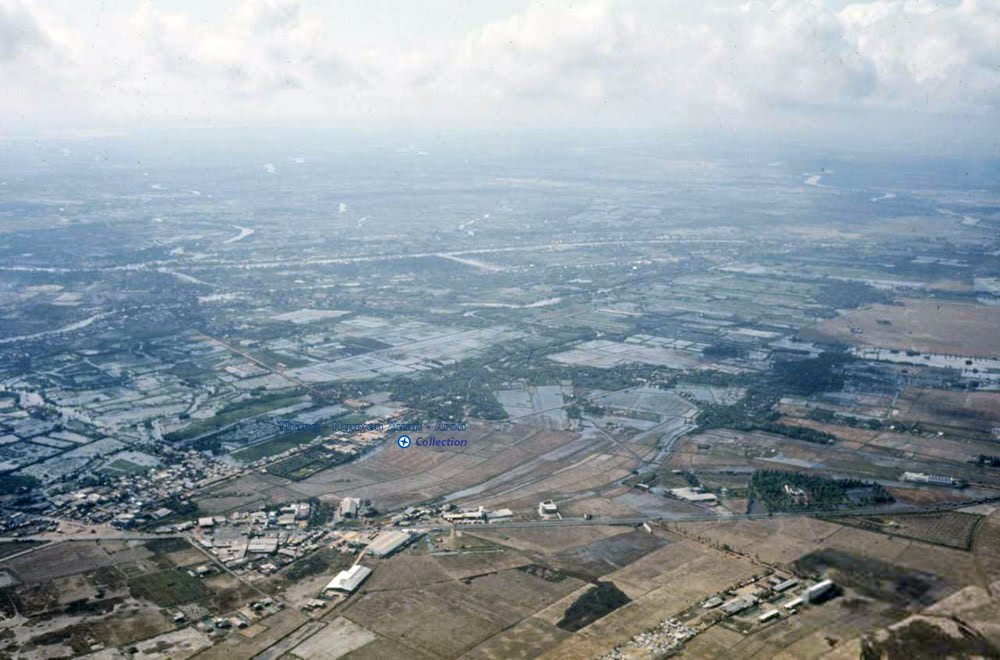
(397, 435), (411, 448)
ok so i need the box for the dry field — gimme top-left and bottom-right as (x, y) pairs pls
(807, 299), (1000, 357)
(894, 387), (1000, 436)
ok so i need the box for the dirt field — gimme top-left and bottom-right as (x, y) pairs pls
(895, 387), (1000, 436)
(195, 423), (633, 516)
(808, 299), (1000, 357)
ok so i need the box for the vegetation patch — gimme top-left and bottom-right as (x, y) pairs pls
(128, 568), (209, 607)
(230, 429), (318, 463)
(557, 581), (631, 632)
(143, 537), (192, 554)
(750, 470), (893, 513)
(266, 447), (352, 480)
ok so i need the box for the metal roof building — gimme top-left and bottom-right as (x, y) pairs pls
(325, 565), (372, 594)
(366, 530), (413, 558)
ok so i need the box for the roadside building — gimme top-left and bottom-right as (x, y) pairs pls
(538, 500), (559, 517)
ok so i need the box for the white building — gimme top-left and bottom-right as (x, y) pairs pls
(366, 531), (413, 558)
(443, 506), (487, 524)
(340, 497), (361, 518)
(901, 472), (962, 487)
(669, 487), (718, 505)
(538, 500), (559, 517)
(325, 565), (372, 594)
(804, 579), (835, 603)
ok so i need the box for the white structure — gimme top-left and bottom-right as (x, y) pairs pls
(488, 508), (513, 522)
(443, 506), (487, 524)
(325, 565), (372, 594)
(783, 597), (804, 611)
(340, 497), (361, 518)
(758, 610), (780, 623)
(538, 500), (559, 517)
(366, 531), (413, 558)
(669, 487), (718, 505)
(774, 578), (798, 593)
(804, 579), (835, 603)
(901, 472), (962, 487)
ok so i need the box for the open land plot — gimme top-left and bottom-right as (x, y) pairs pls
(1, 541), (152, 584)
(969, 509), (1000, 587)
(674, 383), (747, 405)
(284, 325), (523, 383)
(131, 626), (213, 659)
(283, 425), (632, 513)
(15, 601), (176, 657)
(471, 526), (637, 555)
(674, 517), (847, 566)
(463, 616), (572, 659)
(542, 528), (672, 582)
(807, 299), (1000, 357)
(341, 577), (536, 658)
(593, 387), (698, 422)
(431, 551), (534, 582)
(548, 339), (702, 370)
(497, 383), (571, 429)
(194, 471), (312, 515)
(196, 608), (312, 660)
(669, 427), (991, 491)
(288, 616), (379, 659)
(822, 511), (984, 550)
(536, 540), (760, 658)
(461, 451), (637, 513)
(894, 387), (1000, 437)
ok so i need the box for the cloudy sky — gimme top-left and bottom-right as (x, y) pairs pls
(1, 0), (998, 141)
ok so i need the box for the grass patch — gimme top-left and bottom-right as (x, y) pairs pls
(230, 429), (318, 463)
(143, 537), (192, 554)
(0, 541), (44, 560)
(164, 392), (308, 442)
(129, 568), (209, 607)
(266, 448), (352, 480)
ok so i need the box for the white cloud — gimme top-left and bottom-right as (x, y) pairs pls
(1, 0), (997, 128)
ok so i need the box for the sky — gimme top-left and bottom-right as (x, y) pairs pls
(1, 0), (998, 149)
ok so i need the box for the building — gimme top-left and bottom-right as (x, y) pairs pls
(340, 497), (360, 518)
(702, 596), (723, 609)
(783, 484), (808, 505)
(901, 472), (963, 487)
(444, 506), (487, 524)
(281, 502), (311, 520)
(783, 597), (804, 611)
(804, 579), (835, 603)
(773, 578), (798, 593)
(668, 487), (718, 505)
(247, 538), (279, 554)
(538, 500), (559, 517)
(325, 565), (372, 594)
(758, 610), (780, 623)
(721, 597), (755, 615)
(366, 530), (413, 558)
(488, 508), (513, 522)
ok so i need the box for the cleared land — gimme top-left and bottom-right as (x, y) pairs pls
(808, 299), (1000, 357)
